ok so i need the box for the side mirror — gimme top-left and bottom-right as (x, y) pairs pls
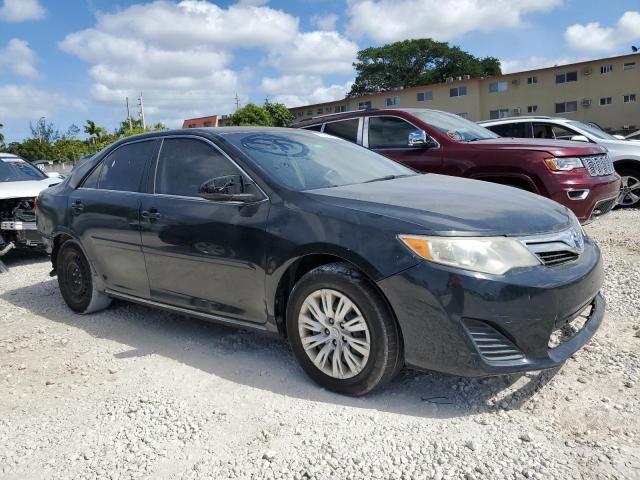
(199, 174), (260, 202)
(408, 130), (435, 147)
(570, 135), (589, 143)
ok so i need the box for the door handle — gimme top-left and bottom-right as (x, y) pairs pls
(71, 200), (84, 213)
(141, 209), (161, 221)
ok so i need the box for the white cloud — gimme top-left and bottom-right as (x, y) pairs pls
(0, 0), (45, 22)
(347, 0), (563, 42)
(500, 55), (582, 74)
(0, 38), (40, 79)
(565, 11), (640, 53)
(59, 0), (357, 124)
(267, 31), (358, 75)
(0, 85), (71, 120)
(311, 13), (339, 31)
(261, 75), (353, 107)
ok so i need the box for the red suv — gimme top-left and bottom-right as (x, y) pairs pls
(292, 108), (620, 223)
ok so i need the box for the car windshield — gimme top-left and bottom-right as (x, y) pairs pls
(0, 157), (47, 182)
(568, 121), (618, 141)
(411, 110), (499, 142)
(222, 130), (417, 191)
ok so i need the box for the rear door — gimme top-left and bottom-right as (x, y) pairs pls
(69, 139), (158, 298)
(322, 118), (362, 144)
(364, 115), (443, 173)
(139, 136), (270, 323)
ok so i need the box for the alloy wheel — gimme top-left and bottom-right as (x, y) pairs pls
(298, 289), (371, 379)
(618, 175), (640, 206)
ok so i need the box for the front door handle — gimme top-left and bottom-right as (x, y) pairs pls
(71, 200), (84, 214)
(141, 209), (161, 221)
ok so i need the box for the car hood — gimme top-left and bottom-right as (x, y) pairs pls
(0, 178), (62, 200)
(466, 138), (606, 156)
(596, 138), (640, 151)
(306, 174), (572, 236)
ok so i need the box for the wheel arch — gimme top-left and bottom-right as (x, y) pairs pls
(470, 174), (539, 193)
(51, 233), (105, 290)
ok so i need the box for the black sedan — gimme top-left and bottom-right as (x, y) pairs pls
(36, 128), (605, 395)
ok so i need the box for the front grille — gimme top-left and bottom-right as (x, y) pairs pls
(536, 250), (579, 266)
(582, 154), (615, 177)
(589, 197), (617, 221)
(463, 319), (525, 363)
(549, 303), (592, 349)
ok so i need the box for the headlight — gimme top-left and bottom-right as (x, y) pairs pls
(398, 235), (540, 275)
(545, 157), (584, 171)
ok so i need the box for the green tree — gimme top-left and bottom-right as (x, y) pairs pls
(347, 38), (501, 97)
(264, 101), (294, 127)
(84, 120), (107, 144)
(116, 118), (143, 135)
(6, 139), (54, 161)
(230, 103), (272, 126)
(52, 139), (90, 162)
(0, 123), (4, 149)
(29, 117), (60, 144)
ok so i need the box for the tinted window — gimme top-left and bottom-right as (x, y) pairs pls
(302, 124), (322, 131)
(551, 125), (577, 140)
(412, 110), (498, 142)
(323, 119), (359, 143)
(155, 138), (240, 197)
(220, 130), (415, 191)
(368, 117), (416, 148)
(532, 123), (575, 140)
(488, 122), (530, 138)
(81, 163), (102, 188)
(532, 124), (554, 139)
(97, 141), (154, 192)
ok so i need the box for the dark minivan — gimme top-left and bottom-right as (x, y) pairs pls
(37, 128), (605, 395)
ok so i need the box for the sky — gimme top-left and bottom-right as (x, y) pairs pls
(1, 0), (640, 142)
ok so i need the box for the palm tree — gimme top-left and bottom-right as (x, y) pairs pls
(0, 123), (4, 149)
(84, 120), (106, 145)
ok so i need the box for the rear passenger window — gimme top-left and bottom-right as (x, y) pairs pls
(98, 141), (155, 192)
(323, 119), (359, 143)
(488, 122), (530, 138)
(155, 138), (240, 197)
(368, 117), (416, 149)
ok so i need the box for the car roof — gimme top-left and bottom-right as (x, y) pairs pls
(290, 107), (452, 128)
(479, 116), (572, 125)
(0, 153), (21, 159)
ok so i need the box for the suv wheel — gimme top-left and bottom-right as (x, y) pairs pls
(287, 262), (402, 396)
(57, 243), (111, 314)
(617, 166), (640, 207)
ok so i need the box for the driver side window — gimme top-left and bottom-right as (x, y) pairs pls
(368, 116), (416, 149)
(155, 138), (241, 197)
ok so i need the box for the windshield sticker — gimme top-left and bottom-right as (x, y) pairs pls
(240, 134), (309, 157)
(446, 130), (463, 141)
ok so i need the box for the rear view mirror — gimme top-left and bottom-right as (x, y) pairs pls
(408, 130), (436, 148)
(199, 174), (260, 202)
(570, 135), (589, 143)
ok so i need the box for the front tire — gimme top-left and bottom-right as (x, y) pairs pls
(57, 243), (111, 314)
(287, 262), (402, 396)
(617, 165), (640, 208)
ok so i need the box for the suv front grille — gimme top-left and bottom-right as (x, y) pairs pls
(582, 154), (615, 176)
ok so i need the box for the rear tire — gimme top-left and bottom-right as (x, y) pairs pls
(616, 165), (640, 208)
(57, 243), (111, 314)
(286, 262), (402, 396)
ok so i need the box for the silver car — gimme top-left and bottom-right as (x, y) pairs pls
(479, 116), (640, 207)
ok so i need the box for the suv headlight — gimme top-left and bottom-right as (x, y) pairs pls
(545, 157), (584, 171)
(398, 235), (540, 275)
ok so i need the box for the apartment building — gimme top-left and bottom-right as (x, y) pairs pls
(289, 53), (640, 134)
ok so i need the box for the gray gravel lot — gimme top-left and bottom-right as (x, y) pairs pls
(0, 210), (639, 480)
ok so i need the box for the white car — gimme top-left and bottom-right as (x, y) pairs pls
(479, 116), (640, 207)
(0, 153), (63, 271)
(626, 130), (640, 143)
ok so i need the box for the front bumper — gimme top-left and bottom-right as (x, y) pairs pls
(549, 174), (620, 223)
(378, 236), (604, 377)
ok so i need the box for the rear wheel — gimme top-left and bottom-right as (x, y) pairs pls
(287, 262), (402, 396)
(617, 166), (640, 207)
(57, 243), (111, 314)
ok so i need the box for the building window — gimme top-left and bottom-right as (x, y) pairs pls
(600, 64), (613, 74)
(449, 86), (467, 97)
(416, 91), (433, 102)
(306, 110), (313, 116)
(385, 96), (400, 106)
(187, 123), (197, 128)
(599, 97), (612, 106)
(334, 105), (347, 113)
(527, 76), (538, 85)
(555, 71), (578, 84)
(527, 105), (538, 113)
(317, 108), (323, 115)
(488, 81), (508, 93)
(325, 107), (332, 113)
(489, 109), (510, 120)
(358, 101), (372, 110)
(457, 113), (469, 119)
(555, 101), (578, 114)
(624, 94), (637, 104)
(624, 62), (636, 70)
(203, 121), (212, 127)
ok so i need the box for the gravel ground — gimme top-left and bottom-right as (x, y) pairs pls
(1, 210), (639, 480)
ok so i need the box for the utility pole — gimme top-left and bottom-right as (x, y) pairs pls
(125, 97), (132, 130)
(138, 93), (146, 129)
(234, 93), (240, 111)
